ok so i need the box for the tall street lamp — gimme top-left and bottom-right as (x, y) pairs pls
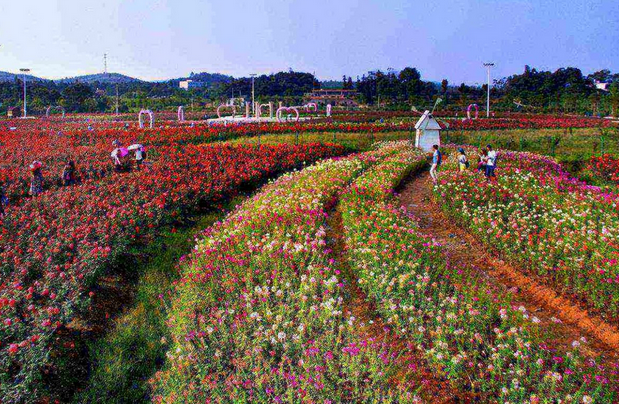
(20, 68), (30, 118)
(250, 73), (257, 117)
(483, 63), (494, 118)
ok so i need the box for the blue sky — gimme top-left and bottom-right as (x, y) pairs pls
(0, 0), (617, 83)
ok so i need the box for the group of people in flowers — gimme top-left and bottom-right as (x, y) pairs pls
(0, 141), (146, 218)
(111, 140), (146, 172)
(429, 144), (497, 183)
(0, 160), (76, 217)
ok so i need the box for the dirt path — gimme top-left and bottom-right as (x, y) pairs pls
(397, 171), (619, 363)
(326, 208), (472, 404)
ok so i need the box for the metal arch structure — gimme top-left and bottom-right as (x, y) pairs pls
(467, 104), (479, 120)
(177, 106), (185, 122)
(276, 106), (300, 123)
(304, 102), (318, 113)
(256, 103), (273, 119)
(217, 104), (237, 119)
(45, 106), (65, 118)
(139, 109), (154, 129)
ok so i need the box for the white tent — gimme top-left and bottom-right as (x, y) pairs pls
(414, 110), (442, 152)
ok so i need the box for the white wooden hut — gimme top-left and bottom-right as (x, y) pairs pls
(414, 110), (442, 152)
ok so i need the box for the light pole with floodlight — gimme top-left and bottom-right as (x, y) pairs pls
(20, 68), (30, 118)
(250, 74), (257, 117)
(483, 63), (494, 118)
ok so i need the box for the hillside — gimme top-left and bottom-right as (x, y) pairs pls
(168, 72), (233, 86)
(54, 72), (141, 84)
(0, 71), (48, 82)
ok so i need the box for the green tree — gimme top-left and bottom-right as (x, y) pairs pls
(61, 83), (94, 112)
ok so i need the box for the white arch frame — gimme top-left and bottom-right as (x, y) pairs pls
(257, 103), (272, 119)
(276, 107), (300, 123)
(177, 106), (185, 122)
(467, 104), (479, 120)
(139, 109), (154, 128)
(46, 106), (65, 118)
(304, 103), (318, 113)
(217, 104), (237, 119)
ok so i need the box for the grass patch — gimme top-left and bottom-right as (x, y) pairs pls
(224, 131), (414, 151)
(73, 197), (244, 404)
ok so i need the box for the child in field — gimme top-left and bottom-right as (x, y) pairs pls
(478, 149), (488, 172)
(135, 147), (145, 170)
(457, 148), (468, 172)
(430, 144), (442, 184)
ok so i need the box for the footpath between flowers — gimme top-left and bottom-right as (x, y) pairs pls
(154, 141), (618, 403)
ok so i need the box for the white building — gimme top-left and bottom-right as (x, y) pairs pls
(414, 110), (442, 152)
(595, 81), (611, 92)
(179, 80), (206, 90)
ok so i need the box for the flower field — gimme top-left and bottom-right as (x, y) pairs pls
(152, 143), (423, 403)
(435, 150), (619, 320)
(340, 148), (617, 402)
(0, 121), (345, 402)
(152, 140), (618, 403)
(1, 113), (618, 403)
(585, 154), (619, 186)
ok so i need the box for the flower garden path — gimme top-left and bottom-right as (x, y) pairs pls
(326, 208), (470, 403)
(398, 171), (619, 364)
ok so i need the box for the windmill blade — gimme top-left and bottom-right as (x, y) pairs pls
(435, 116), (450, 129)
(410, 105), (424, 116)
(431, 98), (443, 114)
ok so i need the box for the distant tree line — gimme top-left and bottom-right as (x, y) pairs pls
(1, 66), (618, 116)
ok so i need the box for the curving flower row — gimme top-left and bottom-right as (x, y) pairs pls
(435, 150), (619, 319)
(339, 146), (618, 402)
(152, 143), (423, 403)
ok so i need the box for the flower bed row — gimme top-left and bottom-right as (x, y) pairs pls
(434, 150), (619, 319)
(340, 147), (617, 402)
(585, 154), (619, 186)
(152, 143), (422, 403)
(0, 142), (344, 403)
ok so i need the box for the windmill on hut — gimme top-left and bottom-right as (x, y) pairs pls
(412, 97), (448, 152)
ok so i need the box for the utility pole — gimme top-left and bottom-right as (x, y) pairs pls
(250, 73), (257, 117)
(483, 62), (495, 118)
(115, 84), (119, 115)
(104, 53), (108, 74)
(20, 68), (30, 118)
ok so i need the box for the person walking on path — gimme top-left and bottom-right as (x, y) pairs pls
(29, 161), (44, 197)
(485, 145), (497, 180)
(457, 148), (469, 172)
(430, 144), (442, 184)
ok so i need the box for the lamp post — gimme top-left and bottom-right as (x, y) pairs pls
(115, 84), (119, 115)
(483, 63), (494, 118)
(250, 73), (257, 117)
(20, 68), (30, 118)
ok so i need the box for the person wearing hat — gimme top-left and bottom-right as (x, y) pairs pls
(61, 160), (77, 186)
(29, 161), (44, 197)
(457, 147), (469, 172)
